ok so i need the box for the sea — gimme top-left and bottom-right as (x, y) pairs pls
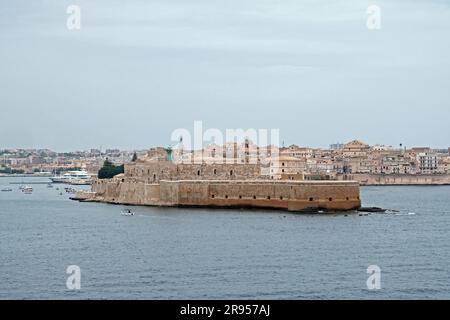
(0, 177), (449, 299)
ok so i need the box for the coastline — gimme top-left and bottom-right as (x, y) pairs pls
(337, 173), (450, 186)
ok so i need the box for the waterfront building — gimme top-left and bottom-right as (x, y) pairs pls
(417, 152), (439, 174)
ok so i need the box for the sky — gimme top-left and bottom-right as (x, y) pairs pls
(0, 0), (449, 151)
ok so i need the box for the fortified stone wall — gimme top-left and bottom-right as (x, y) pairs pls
(124, 160), (263, 183)
(89, 178), (360, 212)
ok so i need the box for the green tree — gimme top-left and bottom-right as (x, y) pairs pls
(98, 159), (124, 179)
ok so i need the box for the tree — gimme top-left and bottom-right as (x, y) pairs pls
(98, 159), (124, 179)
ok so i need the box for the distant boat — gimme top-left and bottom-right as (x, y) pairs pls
(47, 184), (53, 188)
(22, 186), (33, 194)
(121, 209), (134, 216)
(1, 188), (12, 192)
(64, 187), (77, 194)
(50, 170), (93, 185)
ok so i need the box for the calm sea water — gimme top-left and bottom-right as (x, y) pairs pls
(0, 177), (449, 299)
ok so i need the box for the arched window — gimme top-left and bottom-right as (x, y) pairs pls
(230, 170), (233, 176)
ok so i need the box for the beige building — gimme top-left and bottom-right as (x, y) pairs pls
(268, 155), (306, 180)
(342, 140), (370, 158)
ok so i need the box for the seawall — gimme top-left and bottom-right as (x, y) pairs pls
(338, 173), (450, 186)
(75, 179), (361, 212)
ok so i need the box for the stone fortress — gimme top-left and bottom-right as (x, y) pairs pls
(75, 145), (361, 212)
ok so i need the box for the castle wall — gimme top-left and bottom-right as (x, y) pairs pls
(124, 161), (263, 183)
(88, 179), (360, 212)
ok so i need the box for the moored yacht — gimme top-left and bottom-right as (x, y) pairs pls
(50, 170), (93, 185)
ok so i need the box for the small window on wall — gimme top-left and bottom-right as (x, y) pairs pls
(214, 169), (217, 174)
(230, 170), (233, 176)
(197, 170), (200, 176)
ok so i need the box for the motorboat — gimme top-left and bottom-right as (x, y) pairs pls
(64, 187), (77, 194)
(121, 209), (134, 216)
(22, 186), (33, 194)
(1, 188), (12, 192)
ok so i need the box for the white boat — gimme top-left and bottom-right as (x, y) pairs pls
(1, 188), (13, 192)
(64, 187), (77, 194)
(121, 209), (134, 216)
(22, 186), (33, 194)
(50, 170), (93, 185)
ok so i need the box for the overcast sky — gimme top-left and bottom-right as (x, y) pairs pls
(0, 0), (449, 151)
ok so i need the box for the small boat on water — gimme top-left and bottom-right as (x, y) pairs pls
(47, 184), (53, 188)
(22, 186), (33, 194)
(121, 209), (134, 216)
(64, 187), (77, 194)
(1, 188), (13, 192)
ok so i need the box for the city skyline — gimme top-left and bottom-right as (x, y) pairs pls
(1, 138), (450, 154)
